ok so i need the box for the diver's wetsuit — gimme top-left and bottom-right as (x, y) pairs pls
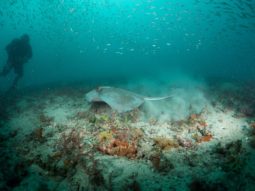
(0, 35), (32, 88)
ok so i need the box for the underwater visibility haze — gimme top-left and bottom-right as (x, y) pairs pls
(0, 0), (255, 190)
(0, 0), (255, 87)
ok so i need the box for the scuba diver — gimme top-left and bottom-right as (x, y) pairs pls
(0, 34), (32, 89)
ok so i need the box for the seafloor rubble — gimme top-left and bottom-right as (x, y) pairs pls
(0, 82), (255, 191)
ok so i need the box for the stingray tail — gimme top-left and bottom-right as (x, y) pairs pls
(144, 95), (172, 101)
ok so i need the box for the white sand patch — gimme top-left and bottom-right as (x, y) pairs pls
(45, 106), (72, 124)
(44, 96), (90, 124)
(206, 109), (249, 144)
(134, 122), (175, 139)
(4, 111), (38, 139)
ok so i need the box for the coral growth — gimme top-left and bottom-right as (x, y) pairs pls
(97, 128), (142, 159)
(153, 137), (179, 150)
(39, 113), (54, 126)
(97, 130), (113, 142)
(189, 113), (198, 121)
(98, 139), (137, 158)
(185, 113), (213, 143)
(177, 137), (193, 148)
(88, 112), (122, 130)
(30, 127), (44, 142)
(196, 134), (213, 143)
(250, 122), (255, 129)
(55, 129), (88, 169)
(86, 156), (105, 187)
(125, 108), (140, 123)
(215, 140), (247, 173)
(149, 118), (158, 126)
(74, 111), (89, 119)
(149, 151), (174, 174)
(188, 113), (208, 128)
(149, 152), (161, 171)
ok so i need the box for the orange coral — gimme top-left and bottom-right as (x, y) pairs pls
(97, 128), (141, 159)
(190, 114), (198, 120)
(197, 134), (213, 143)
(98, 139), (137, 158)
(198, 121), (208, 128)
(189, 113), (208, 128)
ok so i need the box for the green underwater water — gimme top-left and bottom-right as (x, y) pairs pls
(0, 1), (255, 191)
(0, 0), (255, 88)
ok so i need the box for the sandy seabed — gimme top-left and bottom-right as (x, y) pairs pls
(0, 81), (255, 191)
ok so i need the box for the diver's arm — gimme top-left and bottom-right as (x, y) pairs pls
(5, 39), (19, 54)
(21, 44), (32, 63)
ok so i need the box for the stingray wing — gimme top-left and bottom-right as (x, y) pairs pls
(85, 87), (145, 113)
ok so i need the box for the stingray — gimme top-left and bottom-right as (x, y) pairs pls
(85, 86), (172, 113)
